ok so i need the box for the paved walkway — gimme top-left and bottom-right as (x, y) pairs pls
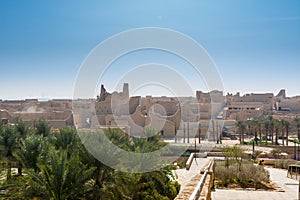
(174, 158), (209, 192)
(211, 167), (299, 200)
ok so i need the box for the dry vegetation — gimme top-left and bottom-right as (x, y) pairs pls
(214, 146), (273, 190)
(214, 161), (271, 189)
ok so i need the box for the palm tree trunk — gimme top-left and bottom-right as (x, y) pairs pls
(286, 127), (289, 146)
(219, 125), (223, 144)
(242, 131), (245, 144)
(259, 128), (262, 145)
(271, 128), (274, 145)
(282, 128), (285, 146)
(239, 129), (242, 144)
(187, 122), (190, 143)
(198, 123), (201, 144)
(275, 129), (278, 145)
(7, 161), (12, 180)
(212, 121), (215, 141)
(17, 161), (22, 176)
(264, 128), (267, 144)
(183, 123), (186, 143)
(216, 121), (219, 144)
(298, 126), (300, 141)
(254, 129), (258, 145)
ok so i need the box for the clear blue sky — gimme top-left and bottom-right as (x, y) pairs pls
(1, 0), (300, 99)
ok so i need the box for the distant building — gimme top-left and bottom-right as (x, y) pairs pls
(0, 99), (73, 128)
(2, 86), (300, 138)
(225, 92), (274, 120)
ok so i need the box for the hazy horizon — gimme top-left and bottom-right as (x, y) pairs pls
(0, 87), (297, 101)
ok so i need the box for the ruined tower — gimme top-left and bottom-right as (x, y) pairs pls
(99, 84), (110, 102)
(123, 83), (129, 99)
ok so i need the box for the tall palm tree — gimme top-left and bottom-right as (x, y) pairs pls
(273, 119), (280, 145)
(14, 134), (44, 172)
(279, 119), (286, 146)
(263, 118), (270, 144)
(285, 120), (291, 146)
(251, 120), (259, 145)
(246, 120), (252, 137)
(0, 125), (19, 180)
(236, 120), (246, 144)
(268, 116), (275, 145)
(257, 119), (263, 145)
(15, 119), (31, 175)
(294, 117), (300, 141)
(198, 123), (201, 144)
(79, 129), (130, 199)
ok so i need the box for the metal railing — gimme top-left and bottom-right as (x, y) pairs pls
(189, 159), (214, 200)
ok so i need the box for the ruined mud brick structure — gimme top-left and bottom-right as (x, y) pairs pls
(2, 85), (300, 138)
(225, 92), (274, 120)
(0, 99), (73, 128)
(275, 89), (300, 112)
(74, 84), (226, 138)
(81, 83), (182, 137)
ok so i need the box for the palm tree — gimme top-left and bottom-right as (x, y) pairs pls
(54, 126), (79, 155)
(15, 118), (31, 175)
(15, 118), (30, 139)
(247, 119), (259, 144)
(14, 134), (44, 172)
(198, 123), (201, 144)
(1, 126), (181, 199)
(279, 120), (286, 146)
(0, 125), (19, 180)
(285, 120), (291, 146)
(236, 120), (246, 144)
(104, 128), (130, 150)
(274, 119), (280, 145)
(35, 119), (51, 137)
(129, 128), (166, 153)
(257, 120), (263, 145)
(246, 120), (252, 137)
(81, 127), (179, 199)
(294, 117), (300, 141)
(79, 129), (130, 199)
(28, 149), (95, 200)
(268, 116), (274, 145)
(131, 170), (180, 200)
(263, 118), (271, 144)
(251, 120), (259, 145)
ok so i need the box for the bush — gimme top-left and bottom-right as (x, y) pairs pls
(274, 159), (297, 169)
(214, 161), (270, 189)
(254, 150), (263, 158)
(173, 157), (187, 169)
(271, 149), (282, 159)
(256, 153), (275, 159)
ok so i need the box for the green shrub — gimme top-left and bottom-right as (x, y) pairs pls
(254, 150), (263, 158)
(271, 149), (282, 159)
